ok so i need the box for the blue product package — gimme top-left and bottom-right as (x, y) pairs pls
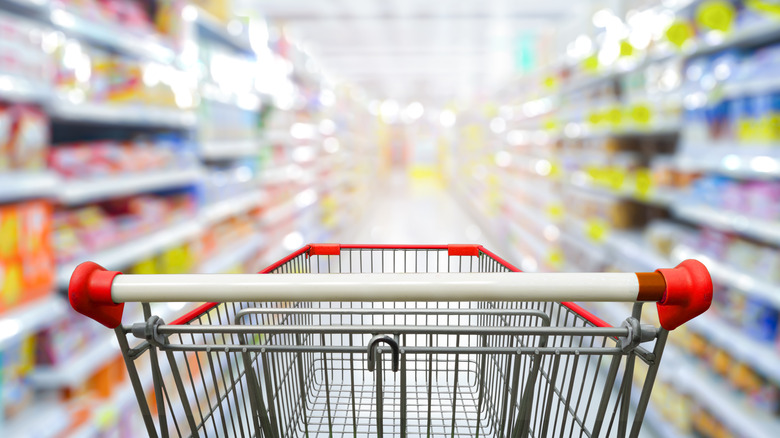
(704, 98), (731, 140)
(729, 96), (755, 142)
(752, 94), (774, 143)
(743, 296), (779, 342)
(770, 93), (780, 141)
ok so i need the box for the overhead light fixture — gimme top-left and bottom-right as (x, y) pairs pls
(439, 109), (456, 127)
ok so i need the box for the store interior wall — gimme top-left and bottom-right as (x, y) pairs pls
(1, 0), (780, 436)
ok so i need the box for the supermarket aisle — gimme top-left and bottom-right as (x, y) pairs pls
(346, 171), (497, 248)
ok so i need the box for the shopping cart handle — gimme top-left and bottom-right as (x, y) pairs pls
(68, 259), (713, 330)
(655, 259), (712, 330)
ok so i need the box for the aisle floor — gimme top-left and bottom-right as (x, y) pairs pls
(345, 171), (497, 249)
(340, 171), (658, 438)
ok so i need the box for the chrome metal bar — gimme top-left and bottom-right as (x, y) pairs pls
(629, 329), (668, 438)
(235, 345), (266, 437)
(260, 350), (281, 437)
(157, 325), (626, 336)
(164, 350), (200, 437)
(539, 353), (561, 437)
(143, 303), (169, 438)
(426, 334), (434, 437)
(592, 354), (622, 437)
(450, 335), (461, 436)
(114, 327), (158, 438)
(349, 337), (357, 435)
(376, 349), (384, 437)
(619, 353), (636, 437)
(320, 333), (334, 434)
(400, 337), (408, 438)
(294, 333), (309, 436)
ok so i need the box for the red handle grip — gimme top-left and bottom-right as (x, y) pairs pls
(656, 259), (713, 330)
(69, 261), (124, 329)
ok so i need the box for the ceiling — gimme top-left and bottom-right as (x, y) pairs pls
(239, 0), (597, 103)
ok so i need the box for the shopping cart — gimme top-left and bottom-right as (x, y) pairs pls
(69, 244), (712, 438)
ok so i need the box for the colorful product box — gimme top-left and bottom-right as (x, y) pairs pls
(0, 201), (55, 315)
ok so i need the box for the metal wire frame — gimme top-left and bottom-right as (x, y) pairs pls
(113, 246), (667, 438)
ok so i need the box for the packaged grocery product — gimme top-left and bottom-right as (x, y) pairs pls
(49, 136), (195, 179)
(36, 307), (105, 366)
(157, 244), (195, 274)
(668, 387), (693, 434)
(711, 347), (733, 378)
(18, 201), (52, 257)
(0, 204), (20, 260)
(744, 181), (780, 221)
(0, 258), (24, 311)
(724, 237), (760, 271)
(0, 201), (54, 313)
(691, 403), (736, 438)
(729, 362), (780, 415)
(724, 287), (746, 326)
(0, 105), (12, 171)
(697, 228), (731, 260)
(129, 257), (157, 275)
(0, 335), (36, 422)
(742, 296), (779, 342)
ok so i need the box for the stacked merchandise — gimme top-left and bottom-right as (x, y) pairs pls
(0, 98), (53, 432)
(0, 0), (378, 436)
(0, 10), (53, 99)
(52, 37), (195, 113)
(0, 106), (48, 173)
(453, 1), (780, 437)
(53, 192), (199, 264)
(0, 200), (55, 425)
(49, 137), (198, 178)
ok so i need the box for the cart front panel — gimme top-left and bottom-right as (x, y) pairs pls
(112, 245), (669, 438)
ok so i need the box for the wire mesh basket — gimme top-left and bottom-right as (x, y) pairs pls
(68, 244), (713, 437)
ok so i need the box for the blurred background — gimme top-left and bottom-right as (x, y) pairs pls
(0, 0), (779, 436)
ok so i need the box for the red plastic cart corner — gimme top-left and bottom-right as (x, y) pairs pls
(69, 261), (124, 329)
(656, 259), (713, 330)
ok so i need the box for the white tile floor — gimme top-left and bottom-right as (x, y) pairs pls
(346, 171), (497, 248)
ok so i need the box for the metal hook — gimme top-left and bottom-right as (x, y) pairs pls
(367, 334), (400, 372)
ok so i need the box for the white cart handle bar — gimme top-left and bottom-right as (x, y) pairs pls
(69, 259), (712, 332)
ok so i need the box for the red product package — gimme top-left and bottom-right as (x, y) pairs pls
(10, 105), (49, 171)
(0, 104), (13, 171)
(17, 201), (52, 257)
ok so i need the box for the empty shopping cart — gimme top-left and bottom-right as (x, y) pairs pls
(68, 244), (712, 437)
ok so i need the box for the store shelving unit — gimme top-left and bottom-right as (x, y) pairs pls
(58, 168), (204, 205)
(557, 17), (780, 99)
(674, 147), (780, 179)
(570, 121), (682, 140)
(3, 401), (71, 438)
(687, 313), (780, 384)
(29, 335), (120, 389)
(0, 0), (378, 435)
(0, 297), (66, 350)
(462, 4), (780, 436)
(672, 203), (780, 246)
(0, 74), (51, 104)
(193, 6), (254, 54)
(198, 233), (266, 274)
(6, 0), (176, 64)
(671, 244), (780, 308)
(56, 219), (203, 287)
(201, 189), (267, 224)
(49, 101), (197, 128)
(199, 138), (266, 160)
(565, 177), (679, 208)
(0, 171), (59, 203)
(662, 346), (780, 438)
